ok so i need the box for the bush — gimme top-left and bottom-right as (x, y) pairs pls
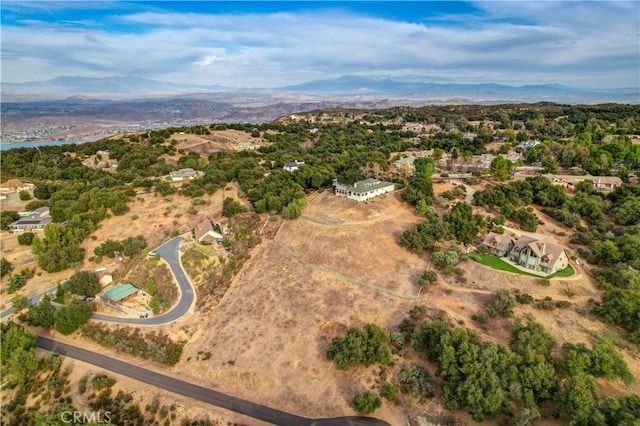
(419, 270), (438, 287)
(223, 197), (246, 217)
(555, 300), (572, 309)
(381, 383), (398, 401)
(352, 391), (382, 414)
(396, 364), (435, 399)
(17, 232), (35, 246)
(536, 298), (556, 310)
(486, 289), (516, 317)
(515, 293), (534, 304)
(327, 324), (391, 370)
(92, 374), (117, 390)
(390, 332), (405, 348)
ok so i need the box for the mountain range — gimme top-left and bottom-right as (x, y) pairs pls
(2, 75), (638, 104)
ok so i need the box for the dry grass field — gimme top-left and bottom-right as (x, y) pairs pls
(171, 189), (638, 424)
(3, 183), (638, 424)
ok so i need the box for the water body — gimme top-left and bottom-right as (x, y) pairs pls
(0, 140), (93, 151)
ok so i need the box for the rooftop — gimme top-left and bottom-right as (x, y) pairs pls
(103, 283), (139, 303)
(342, 178), (395, 194)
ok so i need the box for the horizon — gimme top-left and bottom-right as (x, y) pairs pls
(1, 1), (639, 90)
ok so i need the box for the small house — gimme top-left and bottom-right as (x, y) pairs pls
(194, 219), (225, 244)
(283, 161), (305, 172)
(8, 207), (51, 232)
(99, 283), (139, 306)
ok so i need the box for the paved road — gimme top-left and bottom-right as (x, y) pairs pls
(2, 237), (194, 325)
(37, 337), (391, 426)
(92, 236), (195, 325)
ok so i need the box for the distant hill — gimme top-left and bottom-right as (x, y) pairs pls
(1, 76), (228, 101)
(1, 74), (638, 104)
(280, 75), (639, 104)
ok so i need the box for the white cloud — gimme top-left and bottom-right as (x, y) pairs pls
(1, 3), (638, 88)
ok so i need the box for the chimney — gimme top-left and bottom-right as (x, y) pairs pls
(539, 242), (546, 253)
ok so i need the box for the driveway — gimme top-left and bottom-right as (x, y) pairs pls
(2, 237), (194, 325)
(93, 236), (195, 325)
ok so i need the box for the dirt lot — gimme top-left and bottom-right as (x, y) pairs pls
(164, 129), (269, 162)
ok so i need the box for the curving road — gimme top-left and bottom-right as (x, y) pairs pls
(1, 237), (193, 325)
(93, 236), (195, 325)
(7, 237), (393, 425)
(37, 337), (391, 426)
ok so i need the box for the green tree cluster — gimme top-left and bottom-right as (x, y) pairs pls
(327, 324), (392, 370)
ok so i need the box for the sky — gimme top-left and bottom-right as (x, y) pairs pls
(1, 1), (639, 89)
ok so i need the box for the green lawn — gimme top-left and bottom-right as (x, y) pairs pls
(53, 293), (73, 305)
(548, 264), (576, 278)
(468, 252), (575, 279)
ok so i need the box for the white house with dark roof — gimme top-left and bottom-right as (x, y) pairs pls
(334, 178), (395, 202)
(283, 161), (305, 172)
(8, 207), (52, 232)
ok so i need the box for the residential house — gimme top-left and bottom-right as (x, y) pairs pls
(394, 155), (416, 175)
(505, 151), (523, 162)
(0, 179), (35, 194)
(194, 219), (225, 244)
(542, 174), (622, 191)
(479, 154), (496, 169)
(8, 207), (52, 232)
(99, 283), (139, 306)
(482, 232), (514, 257)
(517, 140), (540, 150)
(169, 168), (203, 181)
(481, 232), (569, 275)
(334, 178), (395, 202)
(283, 161), (305, 172)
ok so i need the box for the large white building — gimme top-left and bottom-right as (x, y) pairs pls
(334, 178), (395, 202)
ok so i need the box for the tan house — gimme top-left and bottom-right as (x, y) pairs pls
(481, 232), (569, 275)
(0, 179), (35, 194)
(542, 174), (622, 191)
(481, 232), (514, 257)
(194, 219), (225, 244)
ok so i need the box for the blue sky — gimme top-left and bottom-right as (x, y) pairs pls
(1, 1), (638, 88)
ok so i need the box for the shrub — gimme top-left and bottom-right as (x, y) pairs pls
(352, 391), (382, 414)
(536, 298), (556, 310)
(381, 383), (398, 401)
(17, 232), (35, 246)
(390, 332), (405, 348)
(486, 289), (516, 317)
(396, 364), (435, 399)
(419, 270), (438, 287)
(515, 293), (534, 304)
(92, 374), (116, 390)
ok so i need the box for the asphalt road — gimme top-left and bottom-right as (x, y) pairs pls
(94, 236), (194, 325)
(37, 337), (392, 426)
(2, 237), (193, 324)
